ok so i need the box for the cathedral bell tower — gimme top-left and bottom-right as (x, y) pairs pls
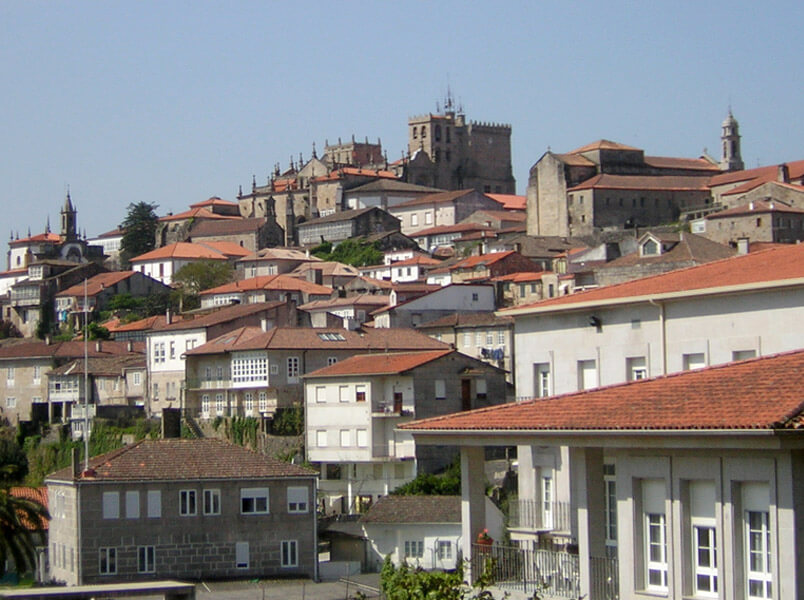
(61, 190), (78, 241)
(719, 109), (744, 172)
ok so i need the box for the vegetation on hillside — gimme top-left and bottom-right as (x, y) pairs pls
(311, 239), (383, 267)
(392, 457), (461, 495)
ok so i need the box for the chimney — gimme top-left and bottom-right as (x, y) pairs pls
(45, 334), (52, 346)
(778, 163), (790, 183)
(260, 317), (268, 332)
(737, 237), (750, 255)
(749, 201), (754, 211)
(95, 341), (102, 352)
(71, 447), (81, 478)
(166, 308), (172, 325)
(126, 340), (133, 352)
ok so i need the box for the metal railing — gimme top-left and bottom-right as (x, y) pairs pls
(471, 544), (618, 600)
(509, 498), (572, 532)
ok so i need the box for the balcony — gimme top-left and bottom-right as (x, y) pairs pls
(509, 498), (572, 533)
(185, 377), (233, 390)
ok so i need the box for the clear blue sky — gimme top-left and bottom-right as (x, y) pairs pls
(1, 0), (801, 242)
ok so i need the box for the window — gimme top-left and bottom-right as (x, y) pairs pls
(627, 356), (648, 381)
(437, 540), (452, 560)
(435, 379), (446, 400)
(137, 546), (155, 573)
(683, 352), (706, 371)
(169, 341), (175, 359)
(147, 490), (161, 518)
(485, 331), (493, 345)
(733, 349), (756, 361)
(316, 430), (327, 447)
(179, 490), (197, 516)
(357, 429), (368, 447)
(235, 541), (249, 569)
(498, 330), (505, 345)
(475, 331), (483, 347)
(743, 482), (772, 599)
(689, 481), (717, 597)
(7, 367), (14, 383)
(33, 365), (41, 384)
(241, 488), (269, 514)
(476, 378), (487, 399)
(215, 393), (225, 415)
(355, 385), (366, 402)
(258, 391), (268, 412)
(339, 385), (349, 402)
(643, 479), (668, 592)
(102, 492), (119, 519)
(201, 394), (210, 416)
(152, 383), (159, 400)
(99, 547), (117, 575)
(125, 491), (140, 519)
(5, 397), (16, 408)
(534, 363), (551, 397)
(542, 476), (554, 529)
(577, 359), (597, 391)
(340, 429), (350, 447)
(315, 386), (326, 403)
(231, 352), (268, 384)
(287, 356), (300, 381)
(287, 487), (309, 513)
(472, 293), (479, 301)
(203, 489), (221, 515)
(281, 540), (298, 567)
(404, 540), (424, 558)
(463, 332), (471, 348)
(244, 392), (254, 414)
(411, 213), (419, 227)
(327, 356), (338, 366)
(425, 211), (433, 225)
(604, 464), (617, 554)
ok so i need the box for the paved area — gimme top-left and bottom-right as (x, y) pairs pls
(195, 574), (381, 600)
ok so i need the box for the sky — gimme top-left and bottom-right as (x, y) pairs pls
(1, 1), (802, 244)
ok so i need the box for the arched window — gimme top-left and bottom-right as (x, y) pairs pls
(435, 125), (441, 142)
(412, 127), (417, 139)
(421, 126), (427, 139)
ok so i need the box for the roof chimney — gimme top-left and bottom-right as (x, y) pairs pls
(737, 237), (750, 255)
(260, 317), (268, 332)
(95, 341), (102, 352)
(166, 308), (172, 325)
(778, 163), (790, 183)
(127, 340), (133, 352)
(71, 447), (81, 478)
(749, 201), (754, 211)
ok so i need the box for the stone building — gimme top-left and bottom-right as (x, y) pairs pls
(296, 207), (401, 247)
(46, 438), (317, 584)
(702, 200), (804, 246)
(389, 189), (502, 236)
(403, 93), (515, 194)
(188, 216), (284, 252)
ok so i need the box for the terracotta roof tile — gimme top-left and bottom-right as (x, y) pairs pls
(411, 223), (494, 237)
(568, 174), (710, 192)
(415, 312), (513, 329)
(200, 275), (332, 296)
(708, 160), (804, 188)
(196, 241), (252, 258)
(402, 350), (804, 432)
(451, 251), (516, 270)
(47, 438), (316, 482)
(189, 196), (238, 209)
(298, 294), (389, 311)
(130, 242), (230, 262)
(305, 349), (452, 377)
(0, 341), (143, 360)
(486, 194), (526, 211)
(569, 140), (641, 154)
(360, 495), (460, 524)
(394, 189), (494, 209)
(154, 301), (285, 332)
(158, 207), (240, 222)
(643, 156), (720, 172)
(707, 199), (804, 218)
(9, 487), (49, 531)
(9, 232), (62, 245)
(503, 242), (804, 314)
(190, 217), (268, 237)
(55, 271), (138, 298)
(107, 315), (166, 333)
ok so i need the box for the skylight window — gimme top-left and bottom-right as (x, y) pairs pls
(317, 332), (345, 342)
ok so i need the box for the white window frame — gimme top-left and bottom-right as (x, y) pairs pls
(315, 385), (326, 403)
(604, 464), (617, 553)
(404, 540), (424, 559)
(137, 545), (155, 574)
(437, 540), (452, 560)
(435, 379), (446, 400)
(645, 512), (668, 592)
(627, 356), (648, 381)
(99, 547), (117, 575)
(357, 428), (368, 448)
(281, 539), (298, 567)
(258, 391), (268, 412)
(203, 489), (221, 516)
(241, 487), (270, 515)
(287, 486), (309, 514)
(102, 492), (120, 519)
(692, 522), (718, 597)
(316, 430), (326, 447)
(534, 363), (551, 397)
(179, 489), (197, 516)
(287, 356), (300, 381)
(745, 510), (772, 599)
(201, 394), (210, 417)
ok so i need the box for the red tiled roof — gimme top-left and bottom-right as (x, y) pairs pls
(394, 189), (493, 209)
(486, 194), (526, 211)
(387, 255), (443, 268)
(312, 167), (398, 183)
(411, 223), (494, 237)
(305, 349), (452, 377)
(643, 156), (721, 172)
(503, 243), (804, 315)
(189, 196), (238, 209)
(706, 199), (804, 219)
(708, 160), (804, 188)
(197, 241), (252, 258)
(107, 315), (166, 333)
(200, 274), (332, 296)
(360, 495), (460, 524)
(568, 174), (710, 192)
(569, 140), (641, 154)
(158, 207), (240, 222)
(9, 232), (62, 245)
(186, 326), (449, 355)
(154, 301), (285, 332)
(402, 350), (804, 432)
(491, 271), (546, 283)
(554, 153), (597, 167)
(450, 251), (516, 270)
(55, 271), (137, 298)
(298, 294), (390, 311)
(129, 242), (230, 263)
(0, 340), (143, 360)
(47, 438), (315, 482)
(9, 487), (49, 531)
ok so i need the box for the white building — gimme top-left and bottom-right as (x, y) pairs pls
(373, 283), (496, 328)
(404, 350), (804, 600)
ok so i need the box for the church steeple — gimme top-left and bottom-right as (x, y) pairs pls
(61, 189), (77, 240)
(719, 109), (744, 172)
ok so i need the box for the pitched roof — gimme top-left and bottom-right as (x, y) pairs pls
(298, 207), (388, 227)
(106, 315), (166, 333)
(503, 242), (804, 315)
(0, 340), (143, 360)
(189, 196), (238, 209)
(706, 199), (804, 219)
(9, 487), (49, 531)
(567, 174), (710, 192)
(129, 242), (230, 263)
(238, 247), (321, 263)
(298, 294), (389, 311)
(49, 354), (146, 377)
(643, 156), (720, 172)
(290, 261), (360, 277)
(186, 326), (450, 355)
(195, 241), (252, 258)
(468, 210), (526, 223)
(486, 194), (526, 211)
(190, 217), (268, 237)
(708, 160), (804, 188)
(311, 167), (398, 182)
(491, 271), (546, 283)
(200, 275), (332, 296)
(360, 495), (460, 524)
(347, 180), (443, 194)
(152, 302), (284, 333)
(411, 222), (494, 238)
(415, 312), (513, 329)
(9, 232), (62, 246)
(386, 255), (442, 268)
(158, 207), (240, 222)
(450, 251), (517, 270)
(569, 140), (641, 154)
(46, 438), (315, 482)
(305, 349), (452, 377)
(553, 153), (597, 167)
(600, 232), (734, 268)
(402, 350), (804, 433)
(55, 271), (137, 298)
(393, 189), (491, 209)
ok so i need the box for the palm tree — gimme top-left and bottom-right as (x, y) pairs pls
(0, 466), (49, 576)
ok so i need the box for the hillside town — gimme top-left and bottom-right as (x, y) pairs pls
(3, 99), (804, 600)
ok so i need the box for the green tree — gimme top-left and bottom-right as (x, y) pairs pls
(311, 239), (383, 267)
(392, 457), (461, 495)
(120, 202), (159, 266)
(172, 260), (234, 310)
(0, 466), (49, 575)
(106, 292), (144, 314)
(0, 438), (28, 484)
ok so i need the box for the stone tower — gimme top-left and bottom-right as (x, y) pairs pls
(60, 190), (78, 241)
(719, 109), (744, 172)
